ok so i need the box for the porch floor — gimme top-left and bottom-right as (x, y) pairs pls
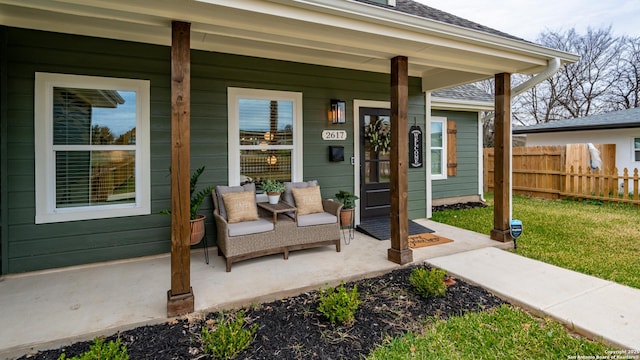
(1, 219), (637, 357)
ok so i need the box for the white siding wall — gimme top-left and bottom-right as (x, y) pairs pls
(525, 129), (640, 172)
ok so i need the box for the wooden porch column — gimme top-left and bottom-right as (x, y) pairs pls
(167, 21), (194, 317)
(388, 56), (413, 264)
(491, 72), (513, 242)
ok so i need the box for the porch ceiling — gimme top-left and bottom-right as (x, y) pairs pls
(0, 0), (578, 91)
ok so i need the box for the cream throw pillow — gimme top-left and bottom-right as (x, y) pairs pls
(292, 186), (324, 215)
(222, 191), (258, 223)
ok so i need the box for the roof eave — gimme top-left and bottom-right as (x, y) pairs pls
(513, 122), (640, 134)
(431, 96), (493, 112)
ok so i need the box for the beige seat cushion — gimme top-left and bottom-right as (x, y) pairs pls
(292, 186), (324, 215)
(222, 191), (259, 223)
(297, 212), (337, 227)
(227, 218), (274, 236)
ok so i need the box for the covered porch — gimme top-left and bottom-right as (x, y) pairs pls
(0, 0), (578, 318)
(0, 221), (511, 358)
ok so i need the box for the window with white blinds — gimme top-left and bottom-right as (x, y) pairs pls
(35, 73), (150, 223)
(228, 88), (303, 186)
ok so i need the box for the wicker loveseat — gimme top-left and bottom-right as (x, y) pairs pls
(212, 181), (342, 272)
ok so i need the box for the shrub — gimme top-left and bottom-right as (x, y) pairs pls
(409, 267), (447, 298)
(201, 309), (258, 360)
(57, 337), (129, 360)
(317, 282), (361, 325)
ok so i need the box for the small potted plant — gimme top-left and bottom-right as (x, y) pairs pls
(261, 179), (285, 204)
(334, 190), (359, 226)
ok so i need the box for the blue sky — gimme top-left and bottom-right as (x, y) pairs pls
(418, 0), (639, 41)
(92, 91), (136, 137)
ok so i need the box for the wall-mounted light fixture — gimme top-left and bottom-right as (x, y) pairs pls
(330, 99), (346, 124)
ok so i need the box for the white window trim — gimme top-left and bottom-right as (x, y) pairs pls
(431, 116), (447, 180)
(34, 72), (151, 224)
(633, 137), (640, 162)
(227, 87), (303, 185)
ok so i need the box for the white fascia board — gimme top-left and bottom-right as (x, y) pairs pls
(431, 97), (494, 112)
(268, 0), (578, 63)
(195, 0), (577, 66)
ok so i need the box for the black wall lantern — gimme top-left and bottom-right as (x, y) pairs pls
(330, 99), (346, 124)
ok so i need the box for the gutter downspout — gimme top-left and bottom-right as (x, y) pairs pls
(512, 57), (561, 97)
(507, 57), (561, 219)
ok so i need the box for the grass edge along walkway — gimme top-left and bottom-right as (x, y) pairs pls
(367, 304), (613, 360)
(430, 194), (640, 289)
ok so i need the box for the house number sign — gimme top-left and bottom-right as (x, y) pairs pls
(322, 130), (347, 141)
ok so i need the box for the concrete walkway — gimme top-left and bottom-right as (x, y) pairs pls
(428, 247), (640, 350)
(1, 219), (638, 358)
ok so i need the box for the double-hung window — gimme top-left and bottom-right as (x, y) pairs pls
(634, 137), (640, 162)
(227, 88), (303, 186)
(35, 73), (150, 223)
(430, 117), (447, 180)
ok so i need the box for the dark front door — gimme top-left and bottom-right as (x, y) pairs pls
(360, 107), (391, 219)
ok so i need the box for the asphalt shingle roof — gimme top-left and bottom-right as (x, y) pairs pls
(432, 83), (493, 103)
(355, 0), (526, 41)
(513, 107), (640, 134)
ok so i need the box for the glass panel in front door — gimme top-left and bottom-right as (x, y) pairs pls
(363, 114), (391, 184)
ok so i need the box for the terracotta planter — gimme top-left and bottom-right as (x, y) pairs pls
(190, 214), (206, 245)
(339, 208), (354, 227)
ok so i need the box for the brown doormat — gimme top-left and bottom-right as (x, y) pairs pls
(408, 233), (454, 248)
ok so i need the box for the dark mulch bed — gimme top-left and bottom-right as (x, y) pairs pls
(21, 265), (506, 360)
(433, 201), (488, 212)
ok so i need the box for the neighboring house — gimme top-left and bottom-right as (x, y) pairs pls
(0, 0), (576, 274)
(513, 107), (640, 173)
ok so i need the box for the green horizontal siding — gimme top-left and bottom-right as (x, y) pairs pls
(1, 26), (427, 274)
(3, 27), (174, 273)
(431, 110), (479, 199)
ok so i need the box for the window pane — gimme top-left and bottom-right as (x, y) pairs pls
(635, 138), (640, 149)
(239, 99), (293, 146)
(53, 87), (137, 145)
(431, 149), (442, 174)
(636, 151), (640, 162)
(56, 150), (136, 207)
(240, 149), (291, 184)
(431, 122), (443, 147)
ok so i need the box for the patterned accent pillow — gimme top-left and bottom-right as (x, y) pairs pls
(291, 186), (324, 215)
(215, 183), (255, 220)
(283, 180), (318, 206)
(222, 191), (258, 223)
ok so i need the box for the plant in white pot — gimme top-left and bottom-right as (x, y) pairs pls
(335, 190), (359, 226)
(261, 179), (285, 204)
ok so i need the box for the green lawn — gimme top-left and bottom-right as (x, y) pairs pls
(366, 195), (633, 359)
(367, 304), (610, 360)
(431, 194), (640, 289)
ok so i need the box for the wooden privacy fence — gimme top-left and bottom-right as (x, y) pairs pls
(484, 144), (640, 205)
